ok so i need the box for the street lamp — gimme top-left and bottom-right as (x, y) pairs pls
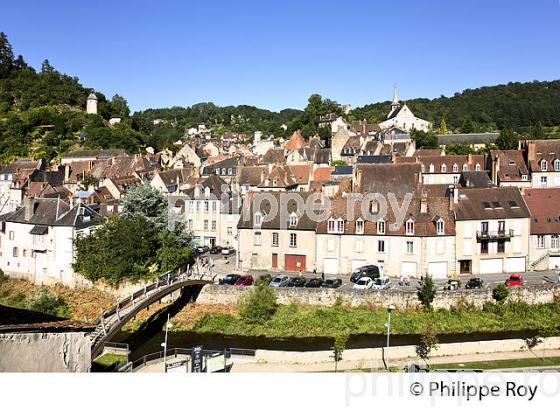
(385, 304), (395, 371)
(161, 313), (173, 372)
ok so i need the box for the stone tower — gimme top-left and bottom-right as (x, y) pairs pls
(86, 93), (98, 115)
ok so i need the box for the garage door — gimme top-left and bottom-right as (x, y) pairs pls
(480, 258), (503, 274)
(401, 262), (417, 277)
(323, 258), (339, 275)
(285, 254), (306, 271)
(549, 256), (560, 270)
(428, 262), (448, 279)
(351, 259), (367, 272)
(505, 257), (525, 273)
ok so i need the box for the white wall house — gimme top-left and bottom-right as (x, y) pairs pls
(0, 198), (102, 286)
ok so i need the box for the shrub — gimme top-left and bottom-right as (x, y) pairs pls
(25, 286), (70, 318)
(0, 268), (6, 284)
(492, 283), (510, 303)
(331, 332), (349, 372)
(254, 274), (272, 286)
(417, 275), (437, 309)
(415, 324), (439, 367)
(238, 285), (278, 324)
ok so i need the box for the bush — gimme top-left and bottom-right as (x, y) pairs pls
(417, 275), (437, 309)
(255, 274), (272, 286)
(238, 285), (278, 324)
(493, 284), (510, 303)
(25, 286), (70, 318)
(0, 268), (6, 284)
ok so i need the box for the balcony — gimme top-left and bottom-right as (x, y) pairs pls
(476, 229), (514, 241)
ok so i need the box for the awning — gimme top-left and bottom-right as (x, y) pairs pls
(29, 225), (48, 235)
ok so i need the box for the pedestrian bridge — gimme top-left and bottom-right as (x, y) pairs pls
(90, 272), (213, 359)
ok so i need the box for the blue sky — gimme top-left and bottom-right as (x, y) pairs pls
(2, 0), (560, 112)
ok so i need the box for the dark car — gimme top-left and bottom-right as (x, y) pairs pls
(286, 277), (307, 287)
(234, 275), (254, 286)
(194, 245), (209, 255)
(305, 278), (323, 288)
(465, 278), (484, 289)
(210, 245), (223, 254)
(219, 274), (241, 285)
(321, 278), (342, 288)
(350, 265), (380, 283)
(221, 246), (235, 255)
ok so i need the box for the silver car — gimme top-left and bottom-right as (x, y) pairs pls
(372, 276), (391, 290)
(269, 275), (290, 287)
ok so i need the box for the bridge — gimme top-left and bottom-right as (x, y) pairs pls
(90, 271), (213, 359)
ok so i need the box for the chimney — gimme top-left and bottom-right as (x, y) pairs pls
(64, 165), (70, 182)
(467, 153), (473, 165)
(420, 196), (428, 214)
(24, 196), (35, 221)
(454, 186), (459, 204)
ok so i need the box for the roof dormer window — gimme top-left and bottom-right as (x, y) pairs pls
(452, 163), (458, 172)
(441, 164), (446, 172)
(541, 160), (548, 172)
(475, 163), (481, 171)
(554, 159), (560, 171)
(405, 219), (415, 235)
(327, 218), (345, 234)
(462, 163), (468, 171)
(355, 219), (364, 234)
(377, 220), (385, 235)
(289, 212), (298, 228)
(436, 218), (444, 235)
(429, 164), (434, 173)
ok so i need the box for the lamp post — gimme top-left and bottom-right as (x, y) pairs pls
(161, 313), (173, 372)
(385, 304), (395, 371)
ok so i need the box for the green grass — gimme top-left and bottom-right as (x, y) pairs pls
(180, 302), (560, 338)
(93, 353), (127, 367)
(434, 356), (560, 370)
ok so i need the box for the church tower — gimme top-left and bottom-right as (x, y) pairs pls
(86, 93), (98, 115)
(387, 84), (400, 118)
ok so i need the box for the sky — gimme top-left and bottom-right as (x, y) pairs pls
(2, 0), (560, 113)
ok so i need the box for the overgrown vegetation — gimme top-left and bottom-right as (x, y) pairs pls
(331, 333), (349, 372)
(492, 283), (510, 302)
(415, 324), (439, 367)
(417, 275), (437, 310)
(237, 285), (278, 324)
(0, 284), (69, 318)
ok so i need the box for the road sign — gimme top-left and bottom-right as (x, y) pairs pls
(191, 345), (203, 373)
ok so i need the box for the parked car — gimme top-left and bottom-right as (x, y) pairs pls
(286, 277), (307, 287)
(350, 265), (380, 283)
(444, 279), (461, 291)
(221, 246), (235, 255)
(194, 245), (209, 255)
(353, 277), (374, 290)
(234, 275), (254, 286)
(372, 276), (391, 290)
(321, 279), (342, 288)
(219, 274), (241, 285)
(269, 275), (290, 287)
(305, 278), (323, 288)
(505, 274), (524, 287)
(465, 277), (484, 289)
(210, 245), (223, 254)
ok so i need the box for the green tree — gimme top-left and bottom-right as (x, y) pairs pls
(411, 129), (439, 149)
(110, 94), (130, 118)
(0, 32), (14, 78)
(417, 275), (437, 310)
(331, 333), (349, 372)
(496, 128), (518, 150)
(445, 142), (476, 155)
(460, 118), (477, 133)
(238, 284), (278, 324)
(415, 324), (439, 368)
(120, 183), (168, 230)
(26, 286), (69, 318)
(438, 118), (448, 134)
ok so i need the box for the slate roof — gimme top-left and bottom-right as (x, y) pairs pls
(331, 166), (353, 176)
(436, 133), (499, 145)
(459, 171), (494, 189)
(61, 149), (127, 159)
(357, 155), (392, 164)
(454, 187), (530, 221)
(523, 188), (560, 235)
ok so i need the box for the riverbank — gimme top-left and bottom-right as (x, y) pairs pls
(169, 301), (560, 339)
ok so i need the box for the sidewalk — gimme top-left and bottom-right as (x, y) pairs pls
(229, 349), (560, 373)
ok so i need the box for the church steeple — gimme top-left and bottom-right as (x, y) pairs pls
(391, 83), (399, 107)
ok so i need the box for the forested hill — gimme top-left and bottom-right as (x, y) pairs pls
(350, 80), (560, 132)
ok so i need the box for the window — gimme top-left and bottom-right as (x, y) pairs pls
(204, 201), (209, 212)
(188, 220), (193, 230)
(537, 235), (545, 249)
(440, 164), (446, 172)
(254, 232), (262, 246)
(327, 238), (335, 252)
(436, 219), (445, 235)
(481, 221), (489, 233)
(429, 164), (434, 173)
(204, 220), (209, 230)
(22, 249), (26, 257)
(453, 175), (459, 184)
(462, 163), (468, 171)
(555, 160), (560, 171)
(481, 241), (489, 254)
(228, 168), (233, 175)
(541, 160), (548, 172)
(475, 163), (481, 171)
(377, 220), (385, 235)
(497, 240), (505, 253)
(327, 218), (344, 234)
(378, 240), (385, 253)
(356, 219), (364, 234)
(272, 179), (277, 187)
(212, 201), (217, 212)
(12, 247), (18, 257)
(405, 220), (414, 235)
(552, 234), (559, 249)
(188, 201), (193, 213)
(255, 212), (262, 226)
(211, 220), (216, 230)
(406, 241), (414, 254)
(541, 176), (548, 187)
(289, 233), (297, 248)
(452, 163), (458, 172)
(355, 239), (364, 253)
(522, 174), (528, 181)
(289, 213), (298, 227)
(9, 231), (14, 240)
(498, 220), (505, 234)
(196, 201), (201, 212)
(272, 232), (279, 247)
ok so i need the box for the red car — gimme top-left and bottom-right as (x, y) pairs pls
(234, 275), (254, 286)
(505, 274), (524, 287)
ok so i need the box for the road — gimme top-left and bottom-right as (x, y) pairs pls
(196, 251), (560, 291)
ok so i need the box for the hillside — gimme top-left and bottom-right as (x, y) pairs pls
(350, 80), (560, 132)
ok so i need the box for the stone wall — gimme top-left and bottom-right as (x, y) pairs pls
(0, 331), (92, 372)
(197, 283), (560, 309)
(254, 336), (560, 365)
